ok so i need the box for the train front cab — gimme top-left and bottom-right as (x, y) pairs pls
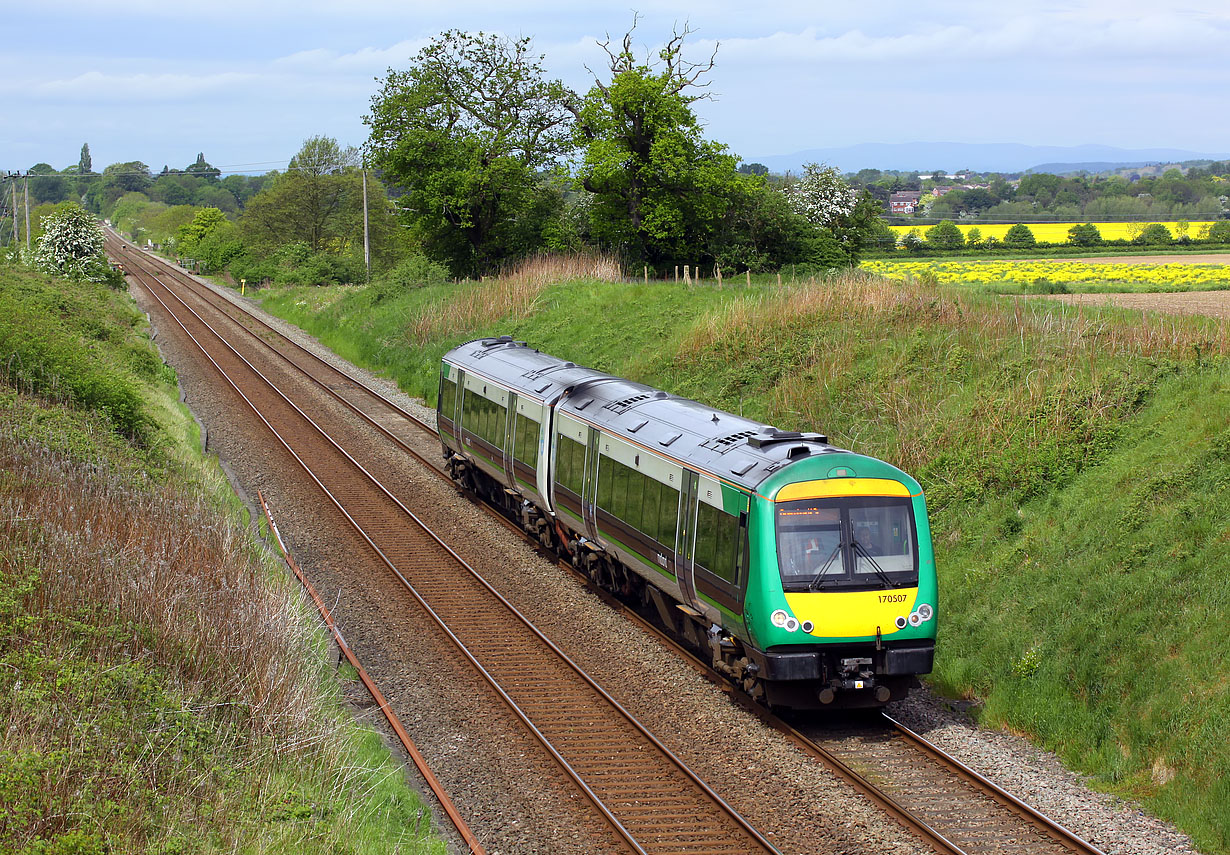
(744, 458), (937, 710)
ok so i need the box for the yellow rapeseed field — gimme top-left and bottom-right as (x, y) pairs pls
(888, 221), (1217, 243)
(860, 259), (1230, 291)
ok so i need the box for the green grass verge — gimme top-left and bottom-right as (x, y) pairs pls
(0, 260), (445, 855)
(259, 267), (1229, 853)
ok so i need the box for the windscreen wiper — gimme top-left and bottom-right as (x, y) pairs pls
(806, 544), (843, 591)
(851, 538), (895, 589)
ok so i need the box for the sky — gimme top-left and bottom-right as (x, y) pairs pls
(2, 0), (1229, 176)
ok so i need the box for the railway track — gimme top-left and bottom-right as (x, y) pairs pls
(110, 238), (781, 855)
(108, 237), (1108, 855)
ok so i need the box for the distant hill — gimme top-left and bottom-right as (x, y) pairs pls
(749, 142), (1230, 175)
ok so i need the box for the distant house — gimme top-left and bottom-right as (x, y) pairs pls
(889, 191), (923, 214)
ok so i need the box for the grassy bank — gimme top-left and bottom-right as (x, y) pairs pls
(260, 262), (1230, 853)
(0, 262), (444, 854)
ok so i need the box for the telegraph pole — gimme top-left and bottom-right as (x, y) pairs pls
(24, 175), (30, 253)
(362, 169), (371, 283)
(10, 179), (17, 249)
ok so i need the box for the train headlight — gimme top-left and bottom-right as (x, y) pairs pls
(801, 620), (814, 633)
(917, 604), (933, 621)
(894, 616), (908, 630)
(784, 617), (799, 633)
(908, 612), (923, 627)
(771, 609), (789, 628)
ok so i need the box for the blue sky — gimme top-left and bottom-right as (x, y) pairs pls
(3, 1), (1228, 175)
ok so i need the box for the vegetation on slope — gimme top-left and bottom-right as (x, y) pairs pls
(260, 261), (1230, 853)
(0, 262), (443, 854)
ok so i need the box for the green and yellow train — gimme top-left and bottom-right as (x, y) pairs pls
(437, 337), (936, 709)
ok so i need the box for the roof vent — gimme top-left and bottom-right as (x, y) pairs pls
(603, 393), (651, 414)
(747, 429), (828, 449)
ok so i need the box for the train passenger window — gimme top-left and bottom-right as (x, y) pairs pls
(642, 476), (661, 540)
(696, 502), (740, 584)
(556, 435), (585, 495)
(658, 481), (680, 546)
(514, 413), (538, 468)
(597, 455), (614, 511)
(440, 375), (456, 416)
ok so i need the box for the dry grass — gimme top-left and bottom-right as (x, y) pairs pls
(406, 251), (622, 344)
(0, 405), (352, 850)
(679, 270), (1229, 362)
(672, 270), (1227, 501)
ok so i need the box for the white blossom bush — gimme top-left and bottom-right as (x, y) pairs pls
(784, 162), (859, 228)
(34, 205), (107, 282)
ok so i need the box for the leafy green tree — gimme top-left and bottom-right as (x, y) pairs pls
(242, 137), (359, 252)
(93, 161), (153, 214)
(1002, 223), (1036, 247)
(1067, 222), (1102, 246)
(1133, 223), (1172, 246)
(1206, 220), (1230, 243)
(33, 203), (107, 282)
(185, 153), (220, 182)
(27, 163), (72, 205)
(925, 219), (964, 250)
(965, 227), (983, 248)
(175, 207), (229, 254)
(78, 143), (92, 174)
(365, 30), (574, 275)
(570, 25), (747, 269)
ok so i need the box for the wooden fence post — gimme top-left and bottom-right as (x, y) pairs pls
(683, 264), (691, 285)
(745, 270), (751, 287)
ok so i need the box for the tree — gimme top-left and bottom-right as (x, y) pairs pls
(785, 163), (857, 229)
(185, 153), (221, 182)
(571, 24), (750, 269)
(1206, 220), (1230, 243)
(33, 203), (107, 282)
(243, 136), (360, 253)
(784, 162), (884, 264)
(1067, 222), (1102, 247)
(175, 207), (229, 253)
(78, 143), (92, 174)
(365, 30), (574, 275)
(738, 163), (769, 176)
(27, 163), (71, 205)
(1002, 223), (1036, 247)
(1133, 223), (1172, 246)
(924, 219), (964, 250)
(965, 227), (983, 248)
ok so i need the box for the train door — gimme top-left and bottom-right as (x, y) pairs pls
(501, 392), (518, 488)
(582, 429), (600, 541)
(675, 469), (700, 607)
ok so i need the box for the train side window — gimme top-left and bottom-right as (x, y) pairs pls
(514, 413), (538, 467)
(696, 501), (739, 584)
(625, 467), (646, 533)
(556, 435), (584, 495)
(440, 375), (456, 416)
(659, 481), (680, 547)
(597, 455), (614, 512)
(642, 476), (661, 542)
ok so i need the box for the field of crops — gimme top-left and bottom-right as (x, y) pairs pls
(861, 258), (1230, 292)
(889, 221), (1217, 243)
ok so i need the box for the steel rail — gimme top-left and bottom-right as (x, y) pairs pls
(126, 255), (781, 855)
(256, 490), (487, 855)
(883, 714), (1107, 855)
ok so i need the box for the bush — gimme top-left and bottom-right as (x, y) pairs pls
(1068, 223), (1102, 247)
(925, 220), (965, 250)
(1205, 221), (1230, 243)
(1133, 223), (1173, 246)
(1003, 224), (1037, 247)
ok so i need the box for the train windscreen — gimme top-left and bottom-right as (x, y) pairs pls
(776, 496), (917, 591)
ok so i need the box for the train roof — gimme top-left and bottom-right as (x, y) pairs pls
(444, 336), (849, 493)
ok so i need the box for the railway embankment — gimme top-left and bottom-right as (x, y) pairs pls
(257, 262), (1230, 854)
(0, 262), (445, 854)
